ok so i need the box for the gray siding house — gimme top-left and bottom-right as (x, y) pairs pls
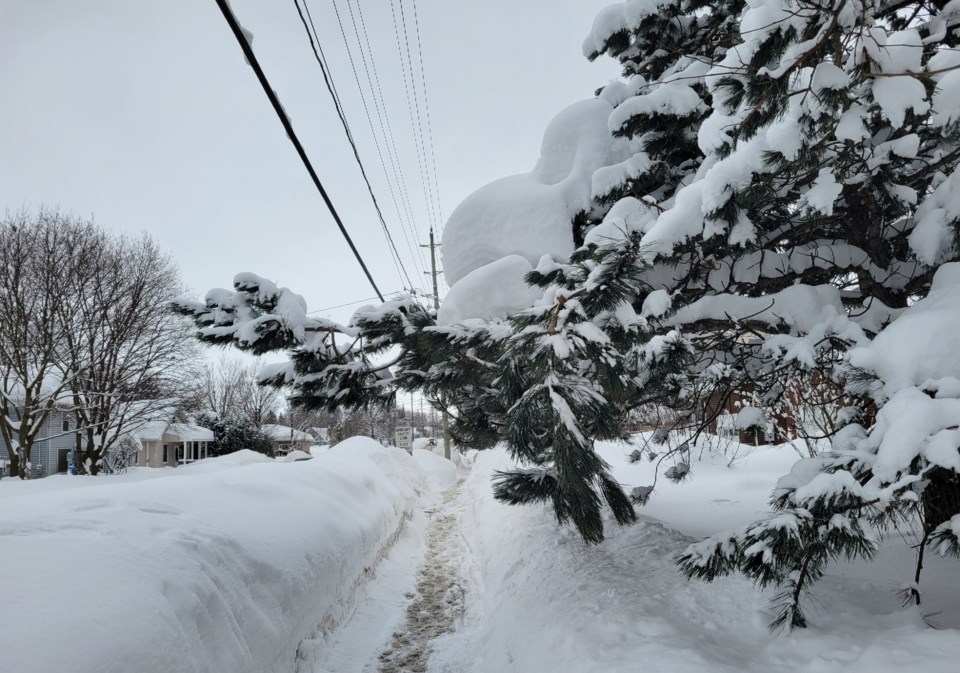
(1, 409), (77, 477)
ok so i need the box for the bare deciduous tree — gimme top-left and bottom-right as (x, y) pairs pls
(199, 355), (280, 427)
(62, 232), (200, 475)
(0, 210), (93, 477)
(0, 209), (199, 477)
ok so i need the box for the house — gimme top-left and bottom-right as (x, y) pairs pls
(261, 424), (314, 455)
(1, 396), (213, 476)
(1, 408), (77, 477)
(133, 421), (214, 468)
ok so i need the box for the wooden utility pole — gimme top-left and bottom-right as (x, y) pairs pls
(422, 227), (452, 460)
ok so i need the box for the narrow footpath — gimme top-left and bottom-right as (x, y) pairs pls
(299, 475), (467, 673)
(376, 483), (465, 672)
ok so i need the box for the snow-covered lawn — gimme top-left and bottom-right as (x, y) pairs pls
(428, 442), (960, 673)
(0, 439), (455, 673)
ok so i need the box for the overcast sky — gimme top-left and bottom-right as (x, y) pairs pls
(0, 0), (619, 325)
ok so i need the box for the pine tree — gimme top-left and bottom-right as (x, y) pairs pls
(176, 0), (960, 624)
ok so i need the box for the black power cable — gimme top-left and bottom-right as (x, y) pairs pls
(212, 0), (385, 302)
(293, 0), (416, 293)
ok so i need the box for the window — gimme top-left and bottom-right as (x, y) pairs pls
(162, 444), (168, 463)
(62, 418), (70, 432)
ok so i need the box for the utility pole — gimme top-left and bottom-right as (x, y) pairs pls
(422, 227), (452, 460)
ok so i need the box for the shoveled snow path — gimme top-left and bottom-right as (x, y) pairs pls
(377, 480), (466, 672)
(300, 476), (466, 673)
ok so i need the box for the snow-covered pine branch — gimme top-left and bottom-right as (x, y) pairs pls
(180, 0), (960, 618)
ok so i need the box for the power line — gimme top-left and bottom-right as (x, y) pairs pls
(212, 0), (384, 302)
(314, 0), (427, 286)
(328, 0), (431, 293)
(308, 290), (407, 314)
(292, 0), (415, 292)
(410, 0), (445, 237)
(340, 0), (430, 275)
(350, 0), (431, 273)
(390, 0), (440, 240)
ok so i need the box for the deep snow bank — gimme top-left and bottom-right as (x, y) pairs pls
(0, 438), (438, 673)
(429, 447), (960, 673)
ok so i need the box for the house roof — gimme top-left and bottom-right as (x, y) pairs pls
(261, 424), (313, 442)
(132, 420), (170, 442)
(168, 423), (214, 442)
(132, 421), (213, 442)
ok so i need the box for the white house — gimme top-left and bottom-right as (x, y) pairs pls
(133, 421), (214, 468)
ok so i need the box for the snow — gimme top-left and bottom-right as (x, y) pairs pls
(671, 284), (847, 335)
(581, 3), (630, 57)
(260, 423), (313, 442)
(0, 438), (445, 673)
(848, 263), (960, 395)
(410, 447), (457, 489)
(275, 449), (312, 462)
(608, 81), (705, 132)
(425, 444), (960, 672)
(583, 195), (657, 245)
(804, 168), (843, 216)
(436, 255), (540, 324)
(811, 62), (850, 91)
(834, 104), (870, 142)
(166, 422), (214, 442)
(844, 268), (960, 483)
(7, 431), (958, 672)
(132, 419), (171, 441)
(581, 0), (673, 57)
(910, 169), (960, 266)
(734, 406), (764, 429)
(640, 288), (671, 318)
(871, 75), (929, 129)
(440, 98), (635, 286)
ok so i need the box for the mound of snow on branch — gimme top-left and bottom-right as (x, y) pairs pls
(440, 98), (635, 288)
(437, 255), (540, 324)
(0, 438), (437, 673)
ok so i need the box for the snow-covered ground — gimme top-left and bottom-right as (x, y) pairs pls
(2, 436), (957, 672)
(0, 439), (455, 673)
(426, 441), (960, 673)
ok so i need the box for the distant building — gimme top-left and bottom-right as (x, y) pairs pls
(261, 424), (314, 455)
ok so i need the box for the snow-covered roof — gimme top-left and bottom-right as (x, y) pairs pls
(167, 423), (214, 442)
(261, 424), (313, 442)
(132, 421), (213, 443)
(132, 420), (170, 442)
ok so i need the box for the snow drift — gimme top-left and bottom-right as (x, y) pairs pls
(427, 447), (960, 673)
(0, 439), (437, 673)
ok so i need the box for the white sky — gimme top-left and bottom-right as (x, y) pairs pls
(0, 0), (620, 326)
